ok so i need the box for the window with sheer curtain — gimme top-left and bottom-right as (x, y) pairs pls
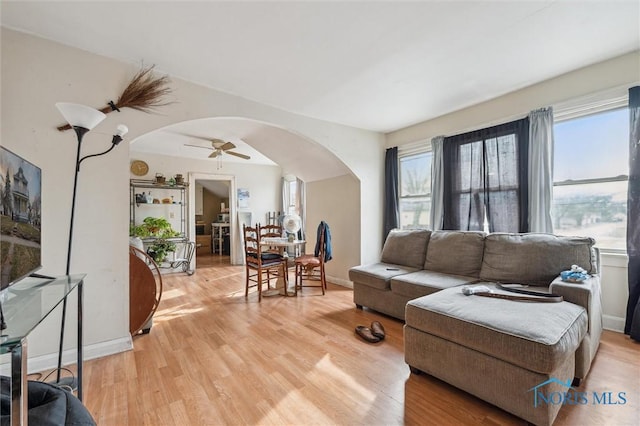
(443, 118), (529, 232)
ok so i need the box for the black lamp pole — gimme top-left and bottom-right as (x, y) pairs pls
(55, 124), (125, 387)
(55, 125), (88, 386)
(66, 126), (89, 274)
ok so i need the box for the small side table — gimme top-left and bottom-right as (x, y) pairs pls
(0, 274), (85, 426)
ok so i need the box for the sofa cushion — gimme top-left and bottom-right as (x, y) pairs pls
(423, 231), (485, 277)
(405, 285), (587, 374)
(381, 229), (431, 269)
(348, 263), (420, 291)
(479, 233), (597, 286)
(391, 270), (477, 299)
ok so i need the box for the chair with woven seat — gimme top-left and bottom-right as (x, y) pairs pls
(243, 224), (288, 301)
(294, 221), (329, 295)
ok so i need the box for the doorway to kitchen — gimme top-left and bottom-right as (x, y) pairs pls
(189, 172), (238, 271)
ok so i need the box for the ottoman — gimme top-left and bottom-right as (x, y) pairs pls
(404, 285), (588, 426)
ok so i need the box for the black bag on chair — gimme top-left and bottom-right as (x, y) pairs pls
(1, 376), (96, 426)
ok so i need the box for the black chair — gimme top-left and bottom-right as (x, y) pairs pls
(1, 376), (96, 426)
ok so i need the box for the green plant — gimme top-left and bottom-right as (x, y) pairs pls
(147, 239), (176, 263)
(130, 216), (179, 239)
(130, 216), (180, 263)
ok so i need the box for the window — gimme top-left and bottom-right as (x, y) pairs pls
(442, 118), (529, 233)
(399, 152), (432, 229)
(286, 179), (298, 215)
(283, 175), (303, 219)
(553, 108), (629, 251)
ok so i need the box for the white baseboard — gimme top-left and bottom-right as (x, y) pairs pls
(603, 315), (625, 333)
(25, 335), (133, 374)
(328, 276), (353, 289)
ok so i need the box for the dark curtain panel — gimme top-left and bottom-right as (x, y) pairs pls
(443, 118), (529, 232)
(443, 138), (484, 230)
(383, 147), (400, 241)
(625, 86), (640, 341)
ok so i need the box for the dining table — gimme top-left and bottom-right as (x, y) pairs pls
(259, 237), (306, 296)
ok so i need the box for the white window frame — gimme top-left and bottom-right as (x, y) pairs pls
(553, 93), (629, 254)
(398, 141), (433, 230)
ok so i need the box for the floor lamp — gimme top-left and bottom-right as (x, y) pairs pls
(54, 103), (128, 391)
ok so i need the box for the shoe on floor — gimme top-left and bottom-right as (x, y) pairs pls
(370, 321), (385, 340)
(355, 325), (381, 343)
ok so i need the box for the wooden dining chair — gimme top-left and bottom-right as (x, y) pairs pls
(259, 223), (284, 254)
(243, 224), (288, 301)
(294, 222), (327, 295)
(260, 223), (283, 239)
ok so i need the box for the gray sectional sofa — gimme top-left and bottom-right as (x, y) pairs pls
(348, 229), (603, 426)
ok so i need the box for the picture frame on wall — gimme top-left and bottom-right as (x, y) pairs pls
(237, 188), (250, 209)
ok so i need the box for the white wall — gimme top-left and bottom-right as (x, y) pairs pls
(1, 28), (384, 368)
(306, 174), (361, 285)
(134, 153), (282, 226)
(387, 52), (640, 147)
(2, 29), (136, 368)
(386, 51), (640, 332)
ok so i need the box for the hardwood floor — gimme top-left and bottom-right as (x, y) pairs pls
(79, 263), (639, 425)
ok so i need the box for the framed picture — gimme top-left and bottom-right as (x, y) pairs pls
(237, 188), (250, 209)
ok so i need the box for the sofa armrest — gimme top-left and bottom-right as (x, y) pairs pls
(550, 274), (603, 379)
(549, 274), (602, 335)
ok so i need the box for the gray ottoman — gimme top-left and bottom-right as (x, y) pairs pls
(404, 285), (587, 426)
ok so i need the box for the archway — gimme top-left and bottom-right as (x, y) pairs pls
(131, 117), (362, 282)
(131, 116), (354, 183)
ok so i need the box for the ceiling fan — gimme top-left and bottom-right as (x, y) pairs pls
(183, 135), (251, 160)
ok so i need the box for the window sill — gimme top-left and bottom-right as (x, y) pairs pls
(599, 250), (628, 268)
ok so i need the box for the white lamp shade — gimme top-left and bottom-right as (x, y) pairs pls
(56, 102), (106, 130)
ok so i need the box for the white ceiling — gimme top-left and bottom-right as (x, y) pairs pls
(2, 1), (638, 134)
(132, 117), (352, 182)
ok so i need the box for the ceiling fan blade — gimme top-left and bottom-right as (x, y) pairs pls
(179, 133), (214, 142)
(185, 143), (213, 150)
(209, 151), (221, 158)
(226, 151), (251, 160)
(220, 142), (236, 151)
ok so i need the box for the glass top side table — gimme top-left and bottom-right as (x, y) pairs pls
(1, 274), (86, 426)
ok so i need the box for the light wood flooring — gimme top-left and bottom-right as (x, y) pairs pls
(79, 262), (639, 425)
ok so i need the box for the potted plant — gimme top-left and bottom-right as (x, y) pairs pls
(146, 239), (177, 263)
(130, 217), (180, 263)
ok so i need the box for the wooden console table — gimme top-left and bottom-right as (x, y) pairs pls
(0, 274), (85, 426)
